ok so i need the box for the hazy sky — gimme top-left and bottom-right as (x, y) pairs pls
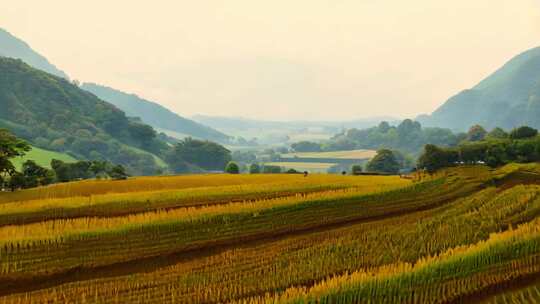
(2, 0), (539, 120)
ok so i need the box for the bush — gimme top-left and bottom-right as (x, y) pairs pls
(249, 163), (261, 174)
(351, 165), (363, 175)
(225, 162), (240, 174)
(109, 165), (129, 180)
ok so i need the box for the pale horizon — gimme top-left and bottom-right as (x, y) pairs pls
(2, 0), (539, 121)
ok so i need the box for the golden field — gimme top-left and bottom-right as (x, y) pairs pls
(0, 165), (539, 303)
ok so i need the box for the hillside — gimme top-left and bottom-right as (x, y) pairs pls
(0, 57), (167, 175)
(81, 83), (231, 143)
(419, 46), (540, 131)
(11, 146), (77, 171)
(0, 165), (539, 302)
(0, 28), (68, 79)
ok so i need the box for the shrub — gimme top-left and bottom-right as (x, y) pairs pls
(225, 162), (240, 174)
(351, 165), (363, 175)
(249, 163), (261, 174)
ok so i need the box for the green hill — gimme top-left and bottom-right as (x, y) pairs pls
(11, 146), (77, 171)
(81, 83), (232, 143)
(0, 28), (68, 79)
(419, 46), (540, 131)
(0, 57), (168, 175)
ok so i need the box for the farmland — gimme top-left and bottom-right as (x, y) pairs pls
(264, 162), (337, 173)
(280, 149), (376, 160)
(0, 164), (540, 303)
(274, 149), (377, 173)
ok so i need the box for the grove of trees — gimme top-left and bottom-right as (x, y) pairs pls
(165, 138), (232, 173)
(418, 126), (540, 173)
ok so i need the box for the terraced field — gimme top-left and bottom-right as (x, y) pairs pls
(0, 164), (540, 303)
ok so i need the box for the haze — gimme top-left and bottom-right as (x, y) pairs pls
(2, 0), (539, 121)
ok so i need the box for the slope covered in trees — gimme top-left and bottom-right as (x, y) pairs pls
(0, 28), (68, 79)
(419, 46), (540, 131)
(0, 57), (168, 175)
(81, 83), (232, 143)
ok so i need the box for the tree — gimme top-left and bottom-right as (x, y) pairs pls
(8, 172), (26, 191)
(377, 121), (391, 133)
(290, 141), (321, 152)
(21, 160), (54, 188)
(108, 165), (129, 180)
(0, 129), (31, 180)
(510, 126), (538, 140)
(249, 163), (261, 174)
(166, 138), (231, 173)
(90, 160), (112, 179)
(417, 144), (458, 173)
(467, 125), (487, 142)
(351, 164), (363, 175)
(128, 122), (157, 145)
(397, 119), (421, 138)
(225, 161), (240, 174)
(366, 149), (400, 174)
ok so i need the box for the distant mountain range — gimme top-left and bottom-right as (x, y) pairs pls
(419, 47), (540, 131)
(82, 83), (231, 143)
(192, 115), (398, 132)
(0, 28), (68, 79)
(0, 27), (228, 142)
(191, 115), (399, 145)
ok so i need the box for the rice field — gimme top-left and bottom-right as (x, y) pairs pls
(0, 164), (540, 303)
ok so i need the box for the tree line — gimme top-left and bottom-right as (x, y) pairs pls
(418, 126), (540, 173)
(0, 129), (128, 191)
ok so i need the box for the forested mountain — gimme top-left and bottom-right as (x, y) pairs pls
(419, 46), (540, 131)
(82, 83), (232, 143)
(0, 28), (227, 144)
(0, 28), (68, 79)
(0, 57), (168, 175)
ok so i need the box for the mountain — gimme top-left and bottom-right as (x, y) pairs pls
(0, 57), (168, 175)
(0, 28), (227, 144)
(0, 28), (68, 79)
(419, 47), (540, 131)
(81, 83), (231, 143)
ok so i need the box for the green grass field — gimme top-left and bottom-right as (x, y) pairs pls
(11, 146), (77, 170)
(0, 164), (540, 303)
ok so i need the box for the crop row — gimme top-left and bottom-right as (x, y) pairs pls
(0, 177), (408, 226)
(2, 184), (539, 302)
(0, 176), (468, 277)
(0, 174), (386, 203)
(239, 215), (540, 303)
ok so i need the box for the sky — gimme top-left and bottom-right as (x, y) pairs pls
(1, 0), (540, 121)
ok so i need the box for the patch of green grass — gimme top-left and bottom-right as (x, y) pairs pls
(11, 146), (77, 170)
